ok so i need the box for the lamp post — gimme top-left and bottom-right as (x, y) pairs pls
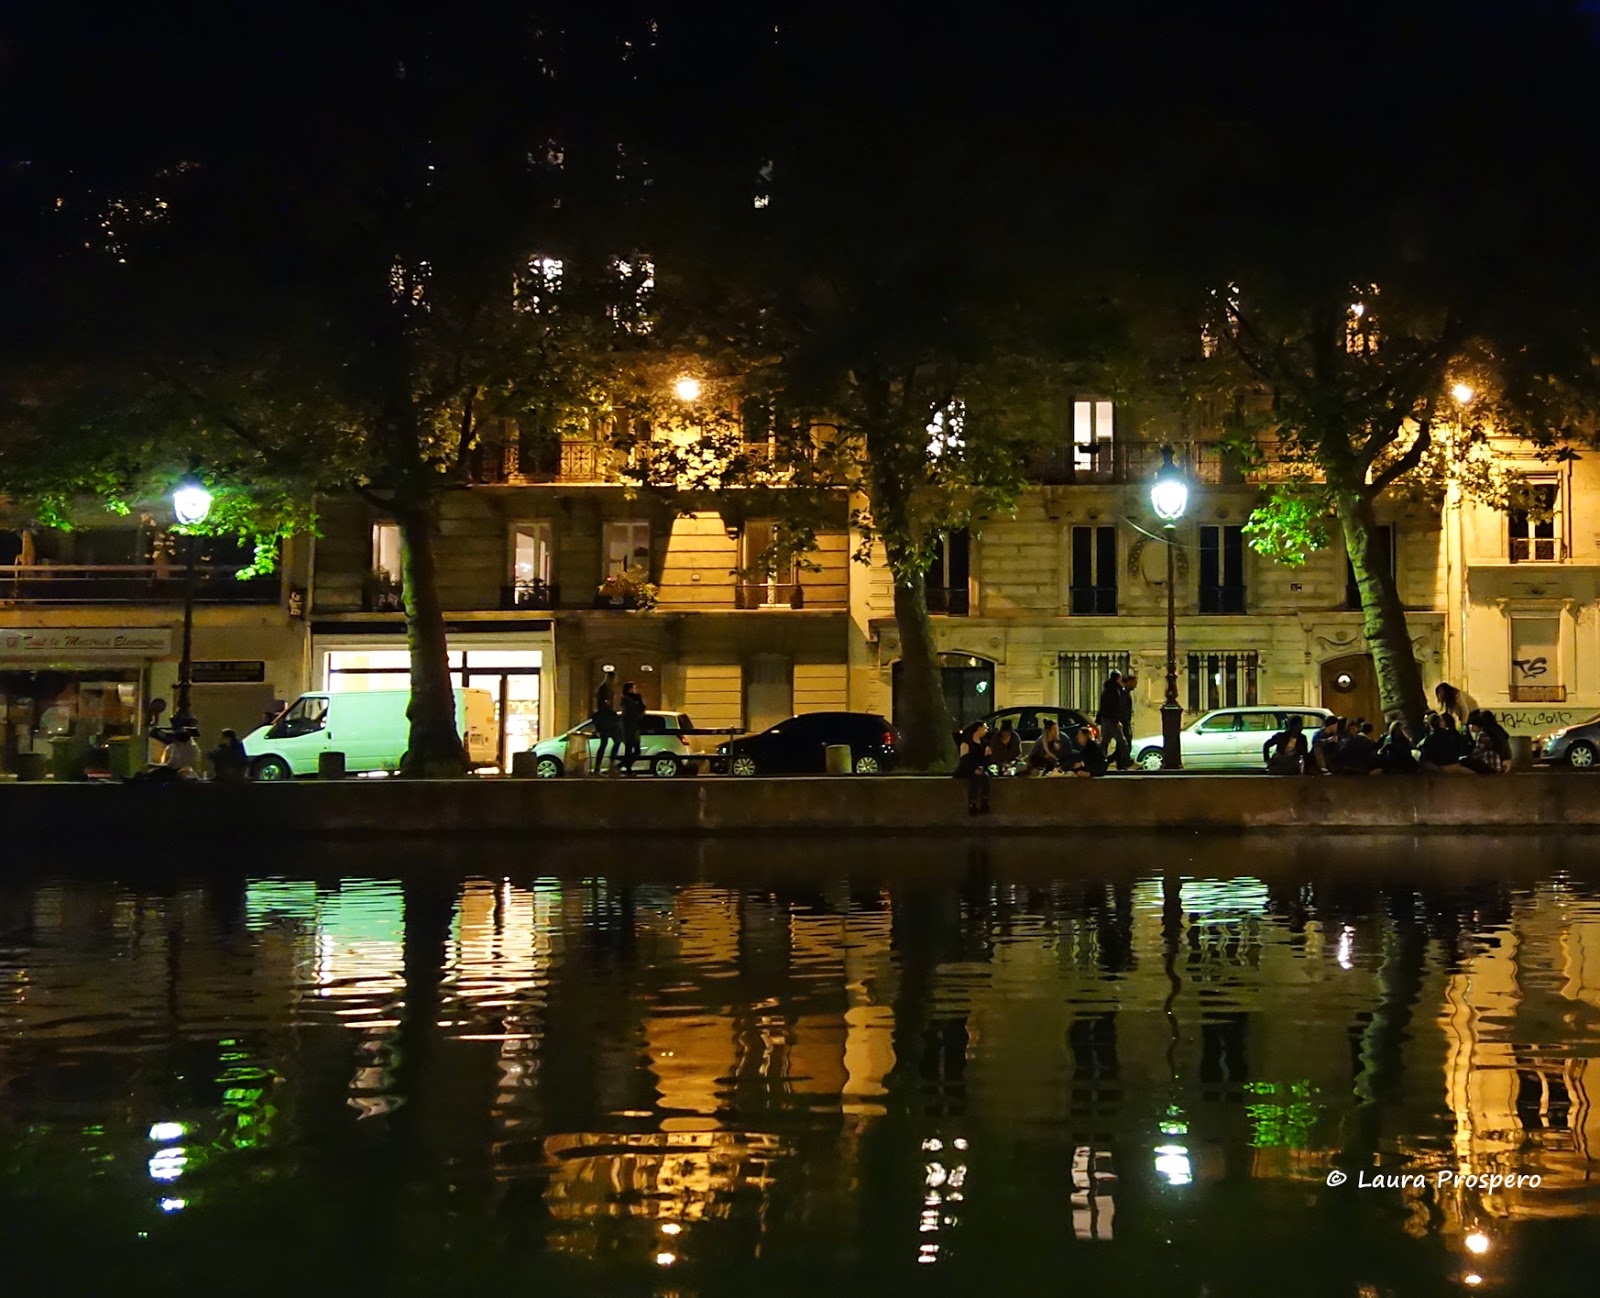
(1150, 447), (1189, 771)
(171, 474), (213, 734)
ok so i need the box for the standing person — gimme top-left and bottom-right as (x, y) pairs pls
(1262, 715), (1307, 775)
(953, 720), (992, 814)
(591, 669), (621, 775)
(989, 718), (1022, 773)
(1117, 674), (1138, 772)
(1435, 682), (1477, 727)
(618, 681), (646, 775)
(1096, 670), (1128, 771)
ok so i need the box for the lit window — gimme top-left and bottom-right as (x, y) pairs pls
(1345, 285), (1379, 354)
(1508, 481), (1561, 562)
(514, 255), (563, 312)
(1072, 400), (1114, 478)
(927, 402), (966, 459)
(371, 523), (402, 580)
(603, 520), (650, 578)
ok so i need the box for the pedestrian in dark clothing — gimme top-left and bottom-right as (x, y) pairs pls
(1309, 716), (1341, 775)
(1339, 721), (1380, 774)
(953, 721), (992, 814)
(592, 669), (621, 774)
(1376, 721), (1418, 775)
(619, 682), (646, 774)
(1263, 715), (1308, 775)
(1095, 671), (1128, 770)
(1116, 674), (1138, 770)
(1454, 709), (1512, 775)
(208, 729), (250, 783)
(1441, 712), (1474, 762)
(989, 719), (1022, 772)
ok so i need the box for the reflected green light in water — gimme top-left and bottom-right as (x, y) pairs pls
(148, 1122), (185, 1143)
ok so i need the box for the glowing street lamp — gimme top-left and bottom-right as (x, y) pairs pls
(1450, 382), (1476, 406)
(1150, 446), (1188, 770)
(673, 375), (703, 402)
(171, 473), (214, 734)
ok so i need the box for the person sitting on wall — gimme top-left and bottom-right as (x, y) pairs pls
(1025, 718), (1064, 776)
(209, 729), (250, 784)
(1338, 719), (1381, 775)
(1070, 724), (1107, 777)
(953, 720), (992, 815)
(1376, 721), (1419, 775)
(1416, 712), (1461, 773)
(988, 719), (1022, 773)
(1309, 716), (1342, 775)
(1263, 715), (1308, 775)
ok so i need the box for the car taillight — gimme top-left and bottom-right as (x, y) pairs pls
(679, 735), (690, 747)
(1090, 724), (1100, 741)
(882, 730), (894, 746)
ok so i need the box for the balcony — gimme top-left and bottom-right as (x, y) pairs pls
(500, 579), (561, 610)
(0, 564), (280, 605)
(470, 439), (640, 486)
(926, 585), (970, 616)
(1028, 440), (1253, 487)
(1509, 537), (1562, 563)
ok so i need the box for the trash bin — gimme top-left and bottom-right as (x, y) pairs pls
(511, 750), (537, 779)
(15, 751), (47, 782)
(824, 743), (853, 775)
(318, 750), (347, 780)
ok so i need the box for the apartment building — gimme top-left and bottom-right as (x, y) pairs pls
(0, 512), (310, 777)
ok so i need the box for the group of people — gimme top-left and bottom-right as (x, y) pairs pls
(1261, 683), (1514, 777)
(953, 716), (1110, 814)
(586, 668), (648, 775)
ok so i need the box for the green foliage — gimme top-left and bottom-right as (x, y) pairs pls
(1240, 489), (1333, 568)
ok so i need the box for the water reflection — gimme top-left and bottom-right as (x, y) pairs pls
(3, 833), (1600, 1294)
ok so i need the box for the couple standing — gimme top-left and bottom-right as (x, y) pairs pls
(1095, 669), (1138, 773)
(591, 668), (646, 774)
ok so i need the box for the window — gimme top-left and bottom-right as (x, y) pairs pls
(738, 520), (799, 607)
(1070, 526), (1118, 615)
(510, 523), (555, 608)
(1345, 526), (1394, 610)
(1509, 482), (1561, 562)
(603, 520), (650, 578)
(1199, 525), (1246, 613)
(1237, 712), (1279, 732)
(1186, 651), (1259, 713)
(1511, 616), (1564, 702)
(1073, 399), (1115, 480)
(927, 530), (971, 615)
(369, 522), (403, 611)
(1058, 652), (1132, 717)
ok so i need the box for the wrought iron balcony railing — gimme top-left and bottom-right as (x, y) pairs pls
(0, 564), (280, 605)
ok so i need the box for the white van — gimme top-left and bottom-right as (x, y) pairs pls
(243, 689), (497, 779)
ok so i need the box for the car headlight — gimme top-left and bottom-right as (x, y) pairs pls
(716, 743), (728, 755)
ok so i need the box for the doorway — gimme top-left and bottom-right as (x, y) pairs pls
(1320, 653), (1383, 724)
(892, 653), (996, 731)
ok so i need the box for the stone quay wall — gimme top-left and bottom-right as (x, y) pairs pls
(3, 773), (1596, 841)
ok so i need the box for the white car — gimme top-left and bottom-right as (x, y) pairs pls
(1130, 706), (1333, 771)
(528, 710), (706, 778)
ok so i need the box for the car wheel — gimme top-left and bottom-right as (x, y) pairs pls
(651, 754), (681, 778)
(250, 756), (292, 782)
(731, 754), (759, 777)
(853, 753), (882, 774)
(1138, 748), (1164, 771)
(1567, 741), (1598, 770)
(534, 755), (564, 778)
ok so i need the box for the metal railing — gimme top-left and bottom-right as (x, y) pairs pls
(1509, 536), (1562, 563)
(0, 564), (279, 605)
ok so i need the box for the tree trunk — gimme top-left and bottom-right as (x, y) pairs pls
(889, 556), (957, 772)
(396, 499), (467, 777)
(1339, 492), (1427, 733)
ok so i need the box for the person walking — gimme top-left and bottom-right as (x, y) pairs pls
(1262, 715), (1308, 775)
(953, 720), (992, 814)
(591, 669), (622, 775)
(618, 681), (646, 775)
(1116, 674), (1138, 771)
(1097, 670), (1130, 772)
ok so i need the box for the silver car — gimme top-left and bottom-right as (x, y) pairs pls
(1533, 714), (1600, 769)
(1131, 706), (1334, 771)
(528, 710), (703, 778)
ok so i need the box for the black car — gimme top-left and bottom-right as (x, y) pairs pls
(719, 712), (897, 775)
(977, 706), (1098, 745)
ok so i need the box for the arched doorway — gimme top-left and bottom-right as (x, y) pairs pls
(1320, 653), (1382, 723)
(892, 653), (996, 730)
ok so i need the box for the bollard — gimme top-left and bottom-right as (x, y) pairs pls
(824, 743), (852, 775)
(1508, 735), (1534, 771)
(318, 750), (347, 780)
(510, 750), (538, 779)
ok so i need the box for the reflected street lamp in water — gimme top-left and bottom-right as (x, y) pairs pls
(1150, 447), (1188, 770)
(171, 474), (213, 734)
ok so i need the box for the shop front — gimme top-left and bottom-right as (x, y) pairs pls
(310, 621), (556, 772)
(0, 626), (170, 778)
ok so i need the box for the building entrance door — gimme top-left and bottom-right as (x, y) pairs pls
(1320, 653), (1383, 724)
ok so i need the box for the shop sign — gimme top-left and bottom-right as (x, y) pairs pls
(0, 627), (173, 660)
(190, 660), (267, 684)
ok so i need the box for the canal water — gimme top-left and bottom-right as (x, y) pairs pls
(2, 833), (1598, 1297)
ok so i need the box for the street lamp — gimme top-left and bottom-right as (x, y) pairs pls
(1150, 446), (1188, 771)
(171, 474), (213, 734)
(673, 375), (702, 402)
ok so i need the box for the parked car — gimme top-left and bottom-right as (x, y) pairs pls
(1129, 706), (1334, 771)
(1532, 713), (1600, 768)
(528, 710), (706, 778)
(977, 706), (1097, 745)
(718, 712), (897, 775)
(244, 688), (498, 780)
